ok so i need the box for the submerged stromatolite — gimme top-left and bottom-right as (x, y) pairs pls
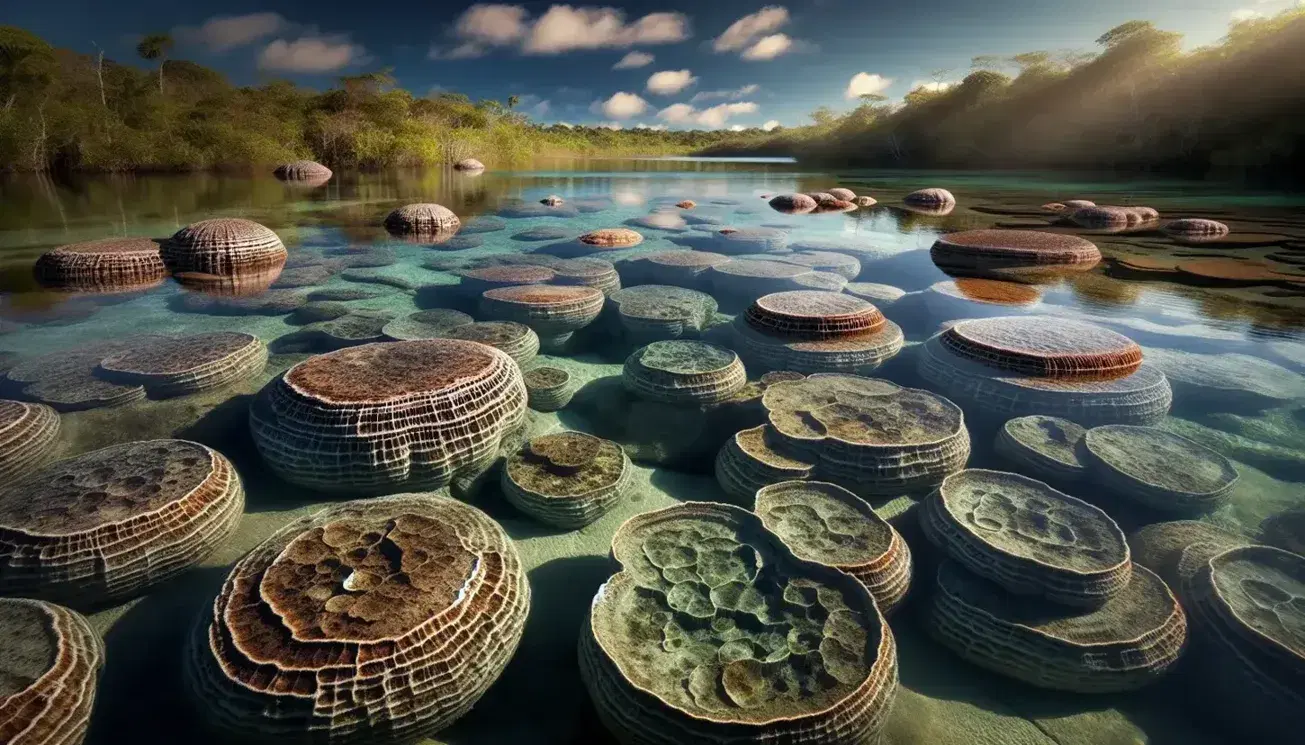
(621, 250), (730, 288)
(930, 229), (1102, 279)
(186, 494), (529, 744)
(1126, 520), (1248, 599)
(578, 228), (644, 250)
(607, 285), (718, 343)
(993, 415), (1088, 484)
(457, 265), (556, 295)
(384, 203), (462, 236)
(710, 227), (789, 255)
(941, 316), (1143, 379)
(445, 321), (540, 367)
(382, 309), (474, 341)
(623, 340), (747, 406)
(928, 560), (1185, 693)
(480, 284), (606, 350)
(731, 291), (904, 376)
(1083, 425), (1239, 513)
(756, 480), (912, 615)
(250, 340), (527, 494)
(715, 424), (815, 503)
(552, 258), (622, 296)
(96, 332), (267, 398)
(501, 431), (631, 528)
(4, 341), (146, 412)
(920, 469), (1132, 607)
(34, 237), (167, 293)
(0, 597), (104, 745)
(0, 440), (244, 609)
(580, 501), (898, 745)
(161, 218), (287, 276)
(707, 259), (812, 303)
(523, 366), (575, 412)
(0, 400), (60, 481)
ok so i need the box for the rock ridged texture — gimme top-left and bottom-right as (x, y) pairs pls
(607, 285), (718, 343)
(0, 597), (104, 745)
(479, 285), (605, 349)
(920, 469), (1132, 607)
(501, 432), (631, 528)
(161, 218), (287, 276)
(928, 560), (1185, 693)
(273, 160), (332, 180)
(523, 366), (575, 412)
(707, 259), (811, 302)
(1183, 546), (1305, 741)
(0, 440), (244, 608)
(1142, 347), (1305, 411)
(445, 322), (540, 367)
(1068, 206), (1155, 231)
(930, 229), (1101, 277)
(1127, 521), (1248, 598)
(4, 341), (147, 412)
(96, 332), (267, 398)
(34, 237), (167, 292)
(382, 309), (474, 341)
(458, 265), (556, 295)
(552, 258), (621, 296)
(250, 340), (527, 494)
(715, 424), (815, 504)
(579, 228), (643, 249)
(623, 340), (747, 406)
(1083, 425), (1239, 513)
(384, 204), (462, 235)
(0, 400), (60, 481)
(828, 188), (857, 202)
(580, 501), (898, 745)
(756, 481), (912, 615)
(1162, 218), (1229, 242)
(625, 251), (730, 288)
(918, 318), (1171, 426)
(732, 291), (904, 376)
(185, 494), (529, 744)
(768, 193), (818, 214)
(903, 188), (956, 208)
(994, 415), (1088, 484)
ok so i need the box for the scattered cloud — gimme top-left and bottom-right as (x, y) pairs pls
(441, 5), (690, 57)
(593, 92), (650, 119)
(259, 34), (365, 73)
(741, 33), (793, 61)
(690, 84), (759, 103)
(762, 119), (781, 131)
(176, 12), (287, 52)
(598, 121), (624, 130)
(614, 51), (654, 69)
(908, 80), (956, 93)
(846, 72), (893, 99)
(658, 101), (758, 128)
(1230, 8), (1266, 21)
(729, 124), (746, 131)
(647, 69), (697, 95)
(714, 6), (789, 52)
(515, 94), (551, 116)
(634, 123), (669, 131)
(556, 121), (574, 128)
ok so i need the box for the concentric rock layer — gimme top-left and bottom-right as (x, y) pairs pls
(941, 316), (1143, 379)
(930, 229), (1101, 275)
(162, 218), (287, 276)
(34, 237), (167, 292)
(993, 415), (1088, 484)
(1083, 425), (1239, 513)
(384, 204), (462, 235)
(608, 285), (718, 343)
(523, 366), (575, 412)
(479, 285), (605, 347)
(96, 332), (267, 398)
(0, 400), (60, 481)
(0, 598), (104, 745)
(622, 340), (747, 406)
(502, 432), (631, 528)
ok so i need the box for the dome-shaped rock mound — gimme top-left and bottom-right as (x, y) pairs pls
(623, 340), (747, 406)
(733, 292), (903, 375)
(579, 228), (643, 249)
(707, 259), (811, 300)
(904, 188), (956, 207)
(756, 481), (912, 615)
(1062, 199), (1096, 210)
(382, 309), (474, 341)
(1083, 425), (1239, 513)
(0, 439), (244, 608)
(580, 501), (898, 745)
(457, 265), (556, 295)
(1183, 546), (1305, 741)
(454, 158), (485, 171)
(161, 218), (287, 276)
(746, 291), (885, 339)
(384, 204), (462, 235)
(250, 340), (526, 494)
(928, 560), (1185, 693)
(931, 229), (1101, 274)
(769, 193), (818, 214)
(479, 284), (605, 349)
(96, 332), (267, 398)
(4, 341), (148, 412)
(34, 237), (167, 293)
(608, 285), (718, 343)
(552, 258), (621, 296)
(715, 424), (815, 504)
(0, 598), (104, 745)
(994, 415), (1088, 484)
(502, 431), (631, 528)
(762, 375), (970, 496)
(523, 366), (575, 411)
(1162, 218), (1229, 243)
(273, 160), (332, 181)
(444, 321), (540, 366)
(1068, 206), (1148, 231)
(828, 188), (857, 202)
(186, 493), (529, 744)
(1126, 520), (1248, 598)
(920, 469), (1132, 607)
(942, 316), (1143, 380)
(0, 400), (61, 481)
(711, 227), (788, 255)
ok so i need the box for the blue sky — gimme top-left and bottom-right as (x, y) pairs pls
(2, 0), (1297, 130)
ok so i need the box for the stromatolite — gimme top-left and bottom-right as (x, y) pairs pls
(161, 218), (287, 276)
(96, 332), (267, 398)
(622, 340), (747, 406)
(1083, 425), (1239, 513)
(501, 432), (631, 528)
(384, 204), (462, 235)
(0, 597), (104, 745)
(34, 237), (167, 293)
(0, 400), (60, 481)
(993, 415), (1088, 484)
(607, 285), (719, 343)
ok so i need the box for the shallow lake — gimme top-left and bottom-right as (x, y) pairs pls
(1, 159), (1302, 745)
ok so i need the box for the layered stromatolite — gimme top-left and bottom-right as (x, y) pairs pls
(930, 229), (1101, 278)
(4, 341), (146, 411)
(1142, 347), (1304, 412)
(457, 265), (556, 295)
(34, 237), (167, 293)
(1126, 520), (1248, 598)
(941, 316), (1143, 379)
(993, 415), (1088, 484)
(732, 291), (904, 375)
(580, 501), (898, 745)
(0, 440), (244, 608)
(0, 597), (104, 745)
(249, 340), (527, 493)
(756, 481), (913, 615)
(551, 258), (622, 296)
(1162, 218), (1229, 243)
(622, 250), (730, 288)
(607, 285), (719, 343)
(382, 309), (474, 341)
(715, 424), (815, 503)
(710, 227), (789, 255)
(161, 218), (287, 276)
(186, 494), (529, 744)
(96, 332), (267, 398)
(273, 160), (332, 181)
(707, 259), (812, 303)
(920, 469), (1132, 607)
(501, 432), (631, 528)
(904, 188), (956, 208)
(479, 285), (606, 349)
(1083, 425), (1239, 513)
(523, 366), (575, 412)
(623, 340), (747, 406)
(0, 400), (60, 481)
(928, 560), (1185, 692)
(384, 204), (462, 235)
(578, 228), (644, 249)
(444, 321), (540, 367)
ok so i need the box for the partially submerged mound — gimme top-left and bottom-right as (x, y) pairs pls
(161, 218), (287, 276)
(523, 366), (575, 411)
(920, 469), (1132, 607)
(579, 228), (643, 249)
(552, 257), (621, 295)
(623, 340), (747, 405)
(707, 259), (811, 301)
(711, 227), (789, 255)
(769, 193), (818, 214)
(607, 285), (718, 343)
(903, 188), (956, 207)
(715, 424), (815, 503)
(1163, 218), (1229, 243)
(96, 332), (267, 398)
(4, 341), (146, 411)
(273, 160), (332, 181)
(1067, 206), (1155, 231)
(444, 321), (540, 366)
(746, 291), (885, 339)
(828, 188), (857, 201)
(928, 560), (1185, 692)
(454, 157), (485, 171)
(844, 282), (906, 305)
(756, 481), (912, 615)
(625, 250), (731, 288)
(384, 203), (462, 235)
(382, 309), (474, 341)
(501, 432), (631, 528)
(1083, 425), (1239, 513)
(0, 400), (60, 481)
(930, 229), (1101, 276)
(274, 310), (394, 353)
(777, 250), (861, 279)
(250, 340), (527, 493)
(994, 415), (1088, 484)
(580, 501), (898, 745)
(185, 494), (529, 744)
(1142, 347), (1305, 411)
(457, 265), (556, 295)
(34, 237), (167, 292)
(733, 291), (904, 376)
(941, 316), (1143, 379)
(479, 284), (605, 349)
(1127, 520), (1248, 597)
(0, 439), (244, 608)
(0, 598), (104, 745)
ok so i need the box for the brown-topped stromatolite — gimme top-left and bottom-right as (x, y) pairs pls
(501, 431), (631, 528)
(622, 340), (747, 406)
(95, 332), (267, 398)
(523, 366), (575, 412)
(715, 424), (815, 504)
(732, 291), (904, 376)
(249, 340), (527, 494)
(941, 316), (1143, 379)
(768, 193), (818, 214)
(444, 321), (540, 367)
(34, 237), (167, 293)
(384, 204), (462, 236)
(904, 188), (956, 208)
(185, 493), (529, 744)
(3, 341), (146, 412)
(161, 218), (287, 276)
(1162, 218), (1229, 243)
(0, 597), (104, 745)
(381, 309), (475, 341)
(0, 400), (60, 481)
(621, 250), (730, 289)
(578, 228), (644, 249)
(930, 229), (1101, 279)
(479, 284), (605, 350)
(457, 265), (556, 295)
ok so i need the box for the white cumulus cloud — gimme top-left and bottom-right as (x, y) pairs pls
(259, 35), (365, 73)
(690, 84), (759, 103)
(714, 6), (789, 52)
(614, 51), (654, 69)
(176, 13), (287, 52)
(658, 101), (758, 129)
(634, 123), (669, 131)
(741, 33), (792, 61)
(846, 72), (893, 99)
(440, 5), (689, 57)
(762, 119), (780, 131)
(594, 92), (650, 119)
(908, 80), (955, 93)
(598, 121), (624, 130)
(1230, 8), (1266, 22)
(647, 69), (697, 95)
(729, 124), (746, 131)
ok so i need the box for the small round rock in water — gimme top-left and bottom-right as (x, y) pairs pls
(34, 236), (168, 293)
(161, 218), (287, 276)
(0, 400), (61, 481)
(579, 228), (644, 249)
(454, 158), (485, 171)
(622, 340), (748, 406)
(523, 366), (575, 412)
(769, 193), (818, 215)
(1083, 425), (1239, 513)
(541, 194), (565, 206)
(502, 431), (631, 528)
(854, 196), (877, 207)
(273, 160), (332, 181)
(904, 188), (956, 208)
(384, 203), (462, 235)
(828, 188), (857, 201)
(994, 415), (1088, 484)
(1163, 218), (1229, 243)
(0, 598), (104, 745)
(676, 200), (697, 209)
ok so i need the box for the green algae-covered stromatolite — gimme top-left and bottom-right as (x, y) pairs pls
(502, 431), (631, 529)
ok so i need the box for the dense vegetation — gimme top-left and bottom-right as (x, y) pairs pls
(0, 27), (745, 172)
(709, 12), (1305, 187)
